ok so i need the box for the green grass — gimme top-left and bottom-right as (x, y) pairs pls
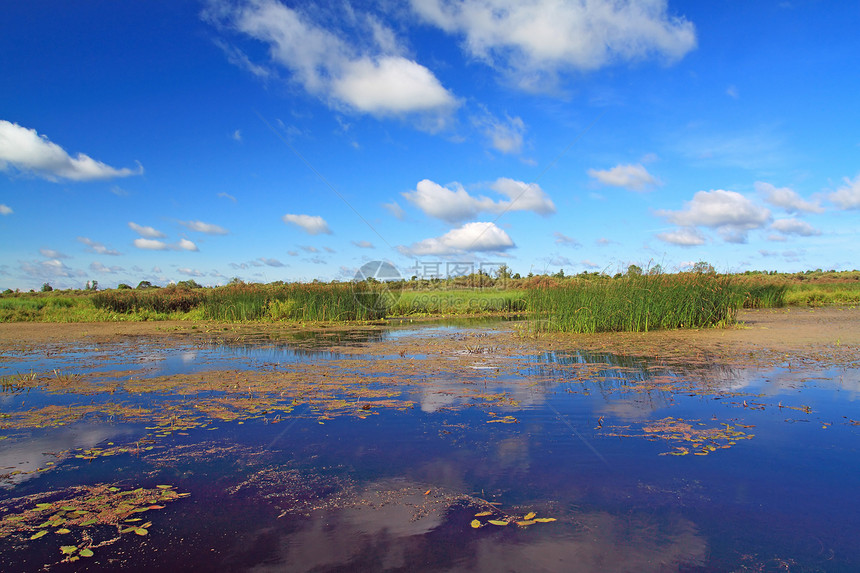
(390, 289), (527, 316)
(527, 273), (744, 333)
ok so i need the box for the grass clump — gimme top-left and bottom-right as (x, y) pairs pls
(527, 273), (741, 333)
(390, 289), (527, 316)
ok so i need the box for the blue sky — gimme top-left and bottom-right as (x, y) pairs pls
(1, 0), (858, 290)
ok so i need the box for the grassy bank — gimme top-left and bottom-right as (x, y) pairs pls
(1, 270), (857, 326)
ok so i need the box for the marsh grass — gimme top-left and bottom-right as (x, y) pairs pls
(527, 273), (742, 333)
(391, 289), (527, 316)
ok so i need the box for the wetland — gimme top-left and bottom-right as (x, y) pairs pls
(1, 307), (859, 571)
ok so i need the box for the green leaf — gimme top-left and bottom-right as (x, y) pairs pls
(523, 512), (536, 520)
(30, 530), (48, 540)
(488, 520), (508, 526)
(470, 519), (482, 529)
(60, 545), (78, 555)
(533, 518), (557, 523)
(56, 528), (71, 534)
(80, 519), (98, 526)
(80, 549), (94, 558)
(134, 528), (148, 536)
(35, 503), (53, 510)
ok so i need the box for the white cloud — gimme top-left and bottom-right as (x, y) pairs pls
(20, 259), (86, 280)
(77, 237), (122, 256)
(259, 257), (285, 267)
(89, 261), (124, 274)
(0, 120), (143, 182)
(398, 221), (514, 255)
(332, 56), (457, 116)
(128, 222), (166, 238)
(383, 201), (406, 220)
(299, 245), (320, 253)
(553, 231), (580, 247)
(755, 181), (823, 213)
(410, 0), (696, 90)
(770, 218), (820, 237)
(218, 192), (237, 202)
(581, 259), (600, 269)
(232, 129), (242, 141)
(0, 204), (12, 215)
(177, 238), (199, 252)
(178, 267), (205, 277)
(282, 213), (332, 235)
(39, 248), (68, 259)
(655, 227), (706, 246)
(587, 163), (658, 191)
(828, 174), (860, 210)
(209, 0), (458, 123)
(134, 238), (168, 251)
(134, 237), (197, 252)
(656, 190), (771, 243)
(352, 240), (374, 249)
(403, 178), (554, 222)
(181, 220), (229, 235)
(473, 110), (526, 154)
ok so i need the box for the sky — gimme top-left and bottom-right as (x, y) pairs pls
(1, 0), (859, 290)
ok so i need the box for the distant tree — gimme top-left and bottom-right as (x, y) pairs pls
(227, 277), (244, 286)
(496, 264), (512, 280)
(177, 279), (202, 289)
(626, 264), (643, 277)
(117, 283), (132, 290)
(648, 264), (663, 276)
(90, 280), (98, 291)
(553, 269), (565, 279)
(137, 280), (153, 289)
(2, 288), (12, 295)
(41, 283), (53, 292)
(512, 272), (521, 279)
(691, 261), (715, 274)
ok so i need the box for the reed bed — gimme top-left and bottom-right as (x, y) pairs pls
(527, 273), (744, 333)
(201, 283), (390, 322)
(390, 289), (527, 315)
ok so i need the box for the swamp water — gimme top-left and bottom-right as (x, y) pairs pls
(1, 323), (859, 572)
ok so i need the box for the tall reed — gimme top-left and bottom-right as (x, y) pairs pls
(527, 273), (741, 333)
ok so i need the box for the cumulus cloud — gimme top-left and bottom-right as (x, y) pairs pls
(178, 268), (205, 277)
(655, 227), (706, 246)
(553, 231), (580, 247)
(0, 120), (143, 182)
(828, 174), (860, 210)
(410, 0), (696, 90)
(177, 238), (198, 252)
(771, 218), (820, 237)
(403, 178), (554, 222)
(473, 110), (526, 154)
(755, 181), (823, 213)
(587, 163), (658, 191)
(398, 221), (514, 255)
(128, 222), (166, 238)
(299, 245), (320, 253)
(282, 213), (332, 235)
(77, 237), (122, 256)
(89, 261), (124, 274)
(40, 248), (68, 259)
(0, 204), (12, 215)
(352, 240), (374, 248)
(131, 238), (198, 252)
(20, 259), (86, 280)
(656, 189), (771, 243)
(134, 238), (169, 251)
(208, 0), (458, 124)
(181, 220), (229, 235)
